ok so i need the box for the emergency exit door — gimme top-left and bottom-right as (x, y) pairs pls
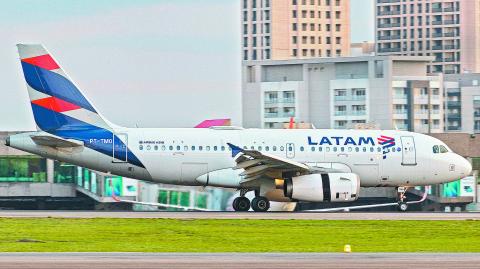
(113, 133), (128, 163)
(286, 143), (295, 159)
(400, 136), (416, 165)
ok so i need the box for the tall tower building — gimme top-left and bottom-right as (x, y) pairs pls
(242, 0), (351, 61)
(376, 0), (480, 74)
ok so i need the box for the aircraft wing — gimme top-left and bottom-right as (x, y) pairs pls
(227, 143), (311, 183)
(30, 135), (84, 148)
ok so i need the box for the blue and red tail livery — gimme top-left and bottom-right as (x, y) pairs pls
(17, 44), (144, 168)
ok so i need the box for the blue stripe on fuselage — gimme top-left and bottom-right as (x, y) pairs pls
(31, 105), (144, 168)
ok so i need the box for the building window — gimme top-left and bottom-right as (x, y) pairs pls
(292, 49), (298, 57)
(292, 36), (297, 44)
(335, 11), (340, 19)
(336, 37), (341, 44)
(292, 23), (297, 31)
(292, 10), (297, 18)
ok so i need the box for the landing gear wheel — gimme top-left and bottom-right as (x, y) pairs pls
(233, 197), (250, 211)
(397, 202), (408, 212)
(251, 196), (270, 212)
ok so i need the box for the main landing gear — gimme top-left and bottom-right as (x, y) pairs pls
(232, 189), (270, 212)
(397, 186), (408, 212)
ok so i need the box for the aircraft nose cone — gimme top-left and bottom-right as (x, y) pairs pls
(458, 156), (472, 177)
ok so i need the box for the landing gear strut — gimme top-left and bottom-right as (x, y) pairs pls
(397, 187), (408, 212)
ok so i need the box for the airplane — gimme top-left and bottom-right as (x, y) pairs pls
(6, 44), (472, 212)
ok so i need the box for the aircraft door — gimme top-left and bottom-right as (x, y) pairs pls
(400, 136), (417, 165)
(113, 133), (128, 163)
(286, 143), (295, 159)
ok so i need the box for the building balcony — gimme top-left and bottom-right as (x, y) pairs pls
(444, 20), (458, 25)
(377, 10), (401, 16)
(447, 101), (461, 107)
(264, 99), (278, 104)
(395, 123), (408, 130)
(444, 57), (456, 62)
(378, 47), (401, 53)
(393, 94), (408, 99)
(377, 0), (401, 3)
(432, 21), (443, 25)
(474, 112), (480, 117)
(265, 112), (295, 118)
(444, 70), (457, 74)
(431, 32), (443, 38)
(448, 113), (461, 119)
(431, 8), (443, 13)
(378, 35), (401, 41)
(443, 32), (457, 37)
(431, 45), (443, 50)
(377, 23), (401, 28)
(443, 7), (457, 12)
(444, 44), (458, 50)
(393, 109), (407, 114)
(351, 111), (367, 116)
(282, 98), (295, 104)
(352, 95), (366, 101)
(334, 111), (347, 116)
(447, 126), (462, 131)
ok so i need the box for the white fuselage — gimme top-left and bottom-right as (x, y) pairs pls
(8, 128), (471, 200)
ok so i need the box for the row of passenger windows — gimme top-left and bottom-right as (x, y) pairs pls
(138, 144), (402, 154)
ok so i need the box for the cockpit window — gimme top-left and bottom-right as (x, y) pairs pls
(433, 145), (439, 154)
(439, 145), (449, 153)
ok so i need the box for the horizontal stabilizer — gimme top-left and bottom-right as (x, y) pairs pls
(30, 135), (84, 148)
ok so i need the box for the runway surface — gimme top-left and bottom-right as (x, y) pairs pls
(0, 253), (478, 269)
(0, 210), (479, 220)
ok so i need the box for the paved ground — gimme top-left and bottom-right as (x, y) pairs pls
(0, 253), (478, 269)
(0, 211), (479, 220)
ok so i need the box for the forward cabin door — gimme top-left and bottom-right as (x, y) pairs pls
(400, 136), (417, 165)
(113, 133), (128, 163)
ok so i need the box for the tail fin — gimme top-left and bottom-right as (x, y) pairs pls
(17, 44), (113, 132)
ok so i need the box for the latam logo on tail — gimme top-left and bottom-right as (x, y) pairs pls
(377, 135), (396, 159)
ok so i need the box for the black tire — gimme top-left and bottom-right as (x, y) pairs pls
(251, 196), (270, 212)
(233, 197), (250, 211)
(397, 202), (408, 212)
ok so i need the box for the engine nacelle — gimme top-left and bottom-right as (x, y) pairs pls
(284, 173), (360, 202)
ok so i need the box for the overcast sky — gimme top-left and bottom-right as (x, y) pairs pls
(0, 0), (373, 131)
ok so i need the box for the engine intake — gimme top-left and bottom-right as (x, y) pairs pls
(284, 173), (360, 202)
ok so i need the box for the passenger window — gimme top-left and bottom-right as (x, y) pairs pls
(340, 147), (345, 152)
(265, 146), (270, 151)
(258, 146), (262, 151)
(176, 145), (181, 151)
(139, 145), (144, 150)
(440, 145), (448, 153)
(154, 145), (158, 151)
(280, 146), (285, 151)
(311, 147), (315, 152)
(348, 147), (352, 152)
(333, 147), (337, 152)
(392, 147), (396, 152)
(370, 147), (374, 152)
(206, 146), (211, 151)
(273, 146), (277, 151)
(214, 146), (218, 151)
(191, 146), (195, 151)
(433, 145), (439, 154)
(169, 146), (173, 150)
(363, 147), (367, 152)
(288, 146), (293, 151)
(355, 147), (359, 152)
(221, 146), (225, 151)
(319, 147), (323, 152)
(300, 146), (304, 151)
(199, 146), (203, 151)
(377, 147), (381, 152)
(184, 146), (188, 151)
(162, 145), (166, 151)
(251, 146), (255, 150)
(326, 147), (330, 152)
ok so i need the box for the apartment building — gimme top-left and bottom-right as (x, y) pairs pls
(242, 0), (350, 61)
(242, 55), (444, 133)
(376, 0), (480, 74)
(444, 73), (480, 133)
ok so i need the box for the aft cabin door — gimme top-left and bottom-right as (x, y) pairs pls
(113, 133), (128, 163)
(400, 136), (416, 166)
(286, 143), (295, 159)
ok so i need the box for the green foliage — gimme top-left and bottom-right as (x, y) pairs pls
(0, 218), (478, 252)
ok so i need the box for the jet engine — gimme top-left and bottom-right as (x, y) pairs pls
(283, 173), (360, 202)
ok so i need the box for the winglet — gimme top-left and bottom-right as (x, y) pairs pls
(227, 143), (243, 157)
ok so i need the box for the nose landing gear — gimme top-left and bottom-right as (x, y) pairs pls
(397, 186), (408, 212)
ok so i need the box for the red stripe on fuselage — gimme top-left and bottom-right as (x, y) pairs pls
(21, 54), (60, 70)
(31, 96), (81, 113)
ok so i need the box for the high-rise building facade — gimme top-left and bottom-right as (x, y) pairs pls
(376, 0), (480, 74)
(242, 55), (444, 133)
(242, 0), (351, 61)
